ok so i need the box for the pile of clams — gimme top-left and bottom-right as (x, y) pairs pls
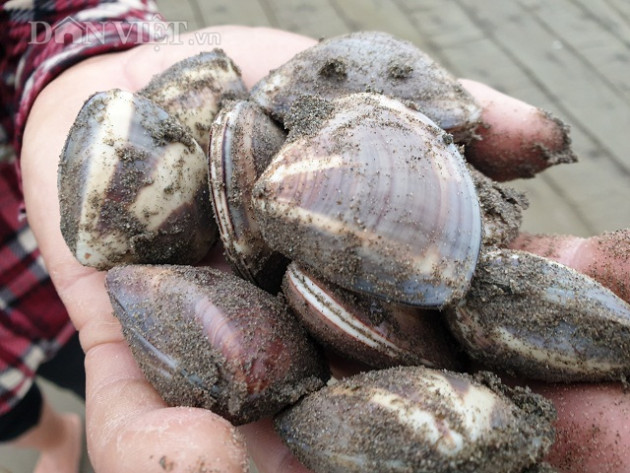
(58, 32), (630, 473)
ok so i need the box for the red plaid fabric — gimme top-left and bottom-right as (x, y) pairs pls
(0, 159), (75, 414)
(0, 0), (163, 415)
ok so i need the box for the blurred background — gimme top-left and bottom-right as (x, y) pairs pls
(2, 0), (628, 471)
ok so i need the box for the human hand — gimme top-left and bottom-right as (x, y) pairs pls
(20, 25), (629, 473)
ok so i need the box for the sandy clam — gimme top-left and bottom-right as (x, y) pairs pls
(58, 89), (216, 270)
(208, 100), (290, 293)
(250, 30), (481, 142)
(446, 249), (630, 382)
(139, 50), (248, 152)
(275, 366), (556, 473)
(105, 264), (329, 425)
(251, 92), (483, 308)
(282, 262), (462, 370)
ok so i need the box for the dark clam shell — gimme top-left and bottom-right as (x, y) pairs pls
(250, 31), (481, 142)
(282, 263), (461, 370)
(446, 249), (630, 382)
(139, 50), (248, 152)
(105, 265), (329, 425)
(275, 366), (555, 473)
(252, 93), (482, 307)
(208, 100), (289, 293)
(58, 89), (217, 270)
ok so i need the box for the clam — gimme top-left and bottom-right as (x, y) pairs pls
(58, 89), (216, 270)
(139, 50), (248, 152)
(282, 262), (462, 370)
(105, 264), (329, 425)
(250, 31), (481, 142)
(251, 92), (482, 307)
(208, 100), (289, 293)
(275, 366), (556, 473)
(446, 249), (630, 382)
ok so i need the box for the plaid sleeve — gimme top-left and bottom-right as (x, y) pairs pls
(0, 0), (165, 415)
(12, 0), (165, 160)
(0, 160), (76, 415)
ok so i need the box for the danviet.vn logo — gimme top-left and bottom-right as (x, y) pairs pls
(29, 16), (221, 49)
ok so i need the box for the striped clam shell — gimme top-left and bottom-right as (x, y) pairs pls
(275, 366), (555, 473)
(105, 264), (329, 425)
(58, 89), (217, 269)
(251, 93), (482, 307)
(208, 100), (289, 293)
(446, 249), (630, 382)
(250, 31), (481, 142)
(139, 50), (248, 153)
(282, 263), (461, 370)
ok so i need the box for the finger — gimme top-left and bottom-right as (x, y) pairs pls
(459, 79), (577, 181)
(510, 230), (630, 303)
(85, 340), (248, 473)
(239, 419), (313, 473)
(532, 383), (630, 473)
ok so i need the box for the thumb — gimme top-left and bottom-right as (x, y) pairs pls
(85, 340), (249, 473)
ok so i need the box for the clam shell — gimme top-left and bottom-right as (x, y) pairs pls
(275, 366), (555, 473)
(282, 263), (461, 370)
(446, 249), (630, 382)
(58, 89), (217, 270)
(105, 264), (329, 425)
(139, 50), (248, 152)
(208, 100), (289, 292)
(252, 93), (482, 307)
(250, 31), (481, 142)
(469, 165), (529, 248)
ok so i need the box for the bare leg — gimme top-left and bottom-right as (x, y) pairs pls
(10, 398), (82, 473)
